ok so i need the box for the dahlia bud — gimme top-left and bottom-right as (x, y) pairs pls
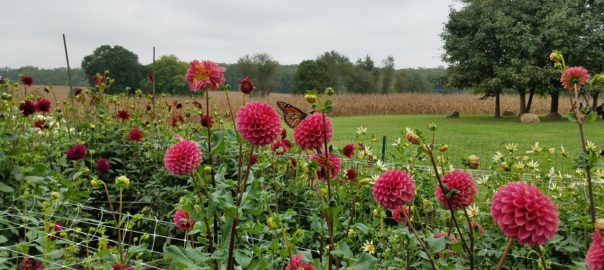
(597, 219), (604, 236)
(549, 51), (562, 63)
(51, 191), (61, 200)
(427, 123), (437, 131)
(239, 76), (255, 94)
(405, 128), (420, 145)
(90, 178), (101, 188)
(358, 178), (370, 185)
(467, 155), (480, 169)
(1, 93), (11, 101)
(439, 144), (449, 153)
(324, 87), (335, 96)
(267, 217), (278, 230)
(304, 94), (318, 104)
(204, 166), (212, 174)
(115, 175), (130, 189)
(501, 161), (511, 171)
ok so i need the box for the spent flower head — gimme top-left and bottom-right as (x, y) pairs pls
(115, 175), (130, 189)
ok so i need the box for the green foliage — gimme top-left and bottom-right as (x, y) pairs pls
(81, 45), (144, 93)
(233, 53), (280, 96)
(152, 55), (188, 94)
(0, 66), (88, 86)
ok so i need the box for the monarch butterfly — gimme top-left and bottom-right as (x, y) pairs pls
(276, 101), (309, 128)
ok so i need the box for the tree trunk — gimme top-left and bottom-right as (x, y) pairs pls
(494, 92), (501, 118)
(591, 92), (599, 112)
(550, 90), (559, 113)
(526, 86), (535, 113)
(518, 89), (526, 116)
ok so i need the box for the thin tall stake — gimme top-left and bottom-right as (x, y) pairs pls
(62, 34), (74, 104)
(152, 47), (156, 112)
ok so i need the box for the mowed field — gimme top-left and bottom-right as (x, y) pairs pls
(31, 85), (602, 169)
(34, 85), (573, 116)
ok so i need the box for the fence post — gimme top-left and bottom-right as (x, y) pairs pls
(381, 135), (386, 161)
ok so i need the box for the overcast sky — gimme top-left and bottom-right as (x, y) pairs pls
(1, 0), (458, 69)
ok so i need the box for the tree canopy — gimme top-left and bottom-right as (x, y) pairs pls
(81, 45), (144, 93)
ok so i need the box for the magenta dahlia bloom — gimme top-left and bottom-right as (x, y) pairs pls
(236, 102), (281, 146)
(561, 66), (590, 91)
(35, 98), (51, 113)
(129, 128), (143, 142)
(285, 254), (315, 270)
(372, 169), (416, 210)
(294, 113), (333, 150)
(171, 115), (184, 128)
(311, 152), (341, 180)
(48, 223), (64, 240)
(490, 182), (559, 247)
(164, 139), (202, 176)
(587, 231), (604, 270)
(19, 100), (36, 116)
(280, 128), (287, 139)
(173, 209), (195, 231)
(342, 144), (355, 158)
(239, 76), (255, 94)
(96, 158), (110, 173)
(66, 144), (87, 161)
(435, 170), (477, 210)
(112, 264), (132, 270)
(185, 60), (226, 91)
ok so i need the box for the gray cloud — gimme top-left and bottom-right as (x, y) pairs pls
(0, 0), (457, 68)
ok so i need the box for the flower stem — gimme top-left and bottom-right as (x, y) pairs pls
(463, 208), (475, 270)
(402, 210), (436, 270)
(496, 238), (514, 270)
(191, 172), (214, 252)
(227, 146), (255, 270)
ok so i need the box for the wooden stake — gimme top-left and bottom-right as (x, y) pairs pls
(62, 34), (74, 104)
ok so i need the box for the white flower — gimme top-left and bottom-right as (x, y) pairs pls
(595, 168), (604, 179)
(467, 204), (479, 217)
(547, 167), (557, 179)
(526, 160), (540, 171)
(505, 143), (518, 152)
(514, 161), (525, 170)
(477, 175), (489, 185)
(576, 169), (585, 176)
(560, 145), (568, 157)
(375, 160), (388, 171)
(362, 240), (376, 254)
(392, 137), (402, 147)
(492, 151), (504, 162)
(369, 174), (380, 185)
(356, 126), (367, 135)
(548, 148), (556, 155)
(586, 141), (597, 151)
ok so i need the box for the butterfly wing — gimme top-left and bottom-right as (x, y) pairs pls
(277, 101), (307, 128)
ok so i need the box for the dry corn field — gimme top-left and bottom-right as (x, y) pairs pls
(32, 85), (570, 116)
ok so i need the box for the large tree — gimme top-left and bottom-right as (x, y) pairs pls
(234, 53), (279, 96)
(153, 55), (188, 94)
(442, 0), (601, 117)
(81, 45), (144, 93)
(293, 60), (327, 94)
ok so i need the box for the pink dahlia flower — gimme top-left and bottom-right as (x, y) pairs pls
(112, 264), (132, 270)
(392, 205), (410, 224)
(185, 60), (225, 91)
(96, 158), (110, 173)
(35, 98), (51, 113)
(490, 182), (559, 247)
(285, 254), (315, 270)
(164, 139), (202, 176)
(200, 114), (213, 128)
(236, 102), (281, 146)
(66, 144), (87, 161)
(342, 144), (355, 158)
(311, 152), (341, 180)
(372, 169), (416, 210)
(561, 66), (590, 91)
(435, 170), (477, 210)
(294, 113), (333, 150)
(586, 231), (604, 270)
(173, 209), (195, 231)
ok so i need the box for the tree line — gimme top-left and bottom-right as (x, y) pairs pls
(1, 48), (453, 95)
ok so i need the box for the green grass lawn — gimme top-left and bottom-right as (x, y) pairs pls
(326, 114), (604, 170)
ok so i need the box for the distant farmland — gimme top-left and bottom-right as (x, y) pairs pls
(28, 85), (569, 117)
